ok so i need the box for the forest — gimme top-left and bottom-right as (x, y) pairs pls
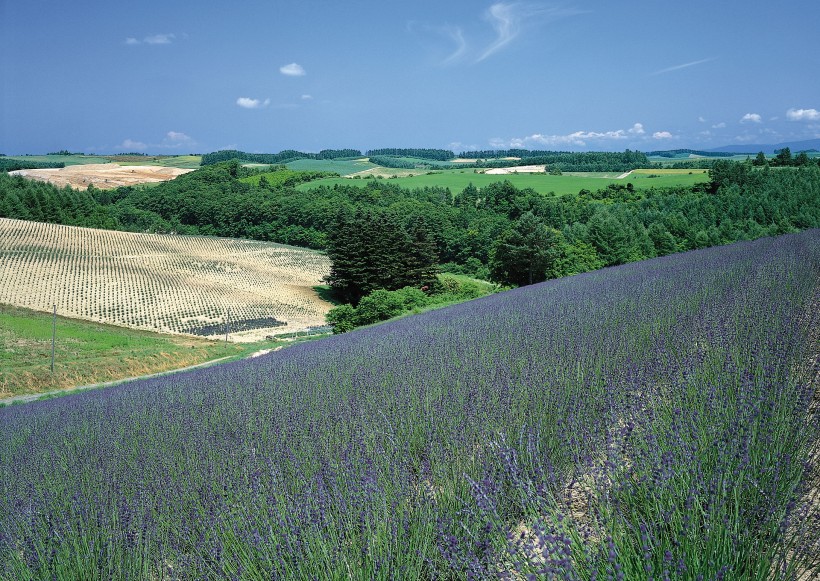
(0, 158), (65, 171)
(2, 160), (818, 295)
(201, 149), (362, 166)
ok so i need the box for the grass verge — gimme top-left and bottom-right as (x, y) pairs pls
(0, 303), (267, 399)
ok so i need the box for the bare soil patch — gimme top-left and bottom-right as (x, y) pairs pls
(8, 163), (193, 190)
(484, 164), (546, 175)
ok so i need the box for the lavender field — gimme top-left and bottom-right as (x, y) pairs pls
(1, 230), (819, 580)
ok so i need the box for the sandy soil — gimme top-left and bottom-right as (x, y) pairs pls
(484, 165), (546, 175)
(9, 164), (193, 190)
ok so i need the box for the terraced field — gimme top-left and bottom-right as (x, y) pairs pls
(0, 218), (332, 341)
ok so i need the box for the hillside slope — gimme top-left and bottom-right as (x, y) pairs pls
(0, 218), (332, 340)
(1, 230), (818, 579)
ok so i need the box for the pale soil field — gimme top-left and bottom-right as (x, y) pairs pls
(8, 163), (193, 190)
(484, 164), (547, 175)
(0, 218), (332, 341)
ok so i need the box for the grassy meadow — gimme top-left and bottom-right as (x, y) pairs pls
(285, 157), (377, 175)
(0, 303), (259, 400)
(298, 167), (710, 195)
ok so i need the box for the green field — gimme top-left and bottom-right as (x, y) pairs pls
(298, 168), (710, 195)
(109, 155), (202, 168)
(285, 157), (376, 175)
(0, 303), (264, 399)
(5, 154), (202, 168)
(6, 154), (113, 166)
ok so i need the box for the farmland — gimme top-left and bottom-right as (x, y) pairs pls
(3, 153), (202, 168)
(298, 167), (710, 195)
(8, 163), (194, 190)
(0, 218), (332, 342)
(1, 230), (817, 578)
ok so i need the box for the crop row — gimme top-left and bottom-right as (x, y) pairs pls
(1, 230), (817, 578)
(0, 218), (331, 339)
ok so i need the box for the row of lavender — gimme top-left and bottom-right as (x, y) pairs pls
(1, 230), (818, 579)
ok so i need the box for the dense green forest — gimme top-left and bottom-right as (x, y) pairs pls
(2, 160), (819, 294)
(0, 158), (65, 171)
(365, 148), (455, 161)
(201, 149), (362, 166)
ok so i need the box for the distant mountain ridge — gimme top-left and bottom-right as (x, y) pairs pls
(705, 138), (820, 155)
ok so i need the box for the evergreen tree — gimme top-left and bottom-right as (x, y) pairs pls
(489, 212), (562, 286)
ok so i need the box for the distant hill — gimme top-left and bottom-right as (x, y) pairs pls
(706, 138), (820, 155)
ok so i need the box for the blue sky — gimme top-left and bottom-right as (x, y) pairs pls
(2, 1), (819, 154)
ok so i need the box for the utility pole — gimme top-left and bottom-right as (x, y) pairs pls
(50, 304), (56, 373)
(225, 308), (230, 342)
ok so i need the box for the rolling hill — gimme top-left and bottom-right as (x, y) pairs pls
(1, 229), (817, 579)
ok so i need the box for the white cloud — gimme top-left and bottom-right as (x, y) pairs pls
(712, 122), (726, 129)
(165, 131), (192, 143)
(786, 108), (820, 121)
(236, 97), (270, 109)
(115, 132), (197, 151)
(653, 131), (674, 140)
(650, 57), (715, 76)
(629, 123), (645, 135)
(497, 127), (637, 149)
(280, 63), (306, 76)
(740, 113), (762, 124)
(301, 94), (313, 100)
(118, 139), (148, 150)
(144, 33), (175, 45)
(125, 33), (178, 46)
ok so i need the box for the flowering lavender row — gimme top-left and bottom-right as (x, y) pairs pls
(1, 230), (818, 579)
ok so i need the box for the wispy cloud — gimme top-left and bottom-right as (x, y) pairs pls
(478, 3), (520, 61)
(787, 107), (820, 121)
(236, 97), (270, 109)
(650, 57), (715, 76)
(301, 94), (314, 101)
(477, 3), (583, 62)
(712, 122), (726, 129)
(125, 33), (178, 46)
(740, 113), (762, 124)
(442, 26), (468, 64)
(280, 63), (306, 76)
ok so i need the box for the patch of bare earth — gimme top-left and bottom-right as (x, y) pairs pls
(8, 163), (193, 190)
(484, 165), (546, 175)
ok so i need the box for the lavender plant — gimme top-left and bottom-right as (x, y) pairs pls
(1, 230), (818, 580)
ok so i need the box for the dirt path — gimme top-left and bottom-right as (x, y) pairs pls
(614, 170), (633, 179)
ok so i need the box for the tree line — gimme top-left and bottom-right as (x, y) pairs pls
(0, 159), (65, 171)
(201, 149), (362, 166)
(365, 148), (455, 161)
(2, 160), (818, 298)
